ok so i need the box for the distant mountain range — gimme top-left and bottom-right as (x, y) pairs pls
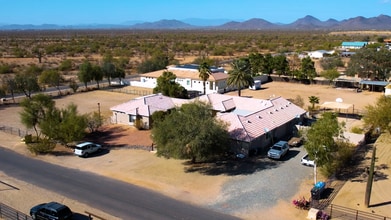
(1, 15), (391, 30)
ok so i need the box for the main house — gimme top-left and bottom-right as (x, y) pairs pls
(129, 64), (230, 94)
(110, 93), (307, 155)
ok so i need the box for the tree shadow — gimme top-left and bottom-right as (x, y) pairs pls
(184, 155), (282, 176)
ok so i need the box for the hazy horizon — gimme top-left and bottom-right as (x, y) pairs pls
(1, 0), (390, 26)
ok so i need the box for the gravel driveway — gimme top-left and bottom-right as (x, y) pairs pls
(209, 147), (313, 215)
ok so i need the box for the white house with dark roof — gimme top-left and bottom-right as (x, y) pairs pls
(110, 93), (307, 155)
(130, 64), (230, 94)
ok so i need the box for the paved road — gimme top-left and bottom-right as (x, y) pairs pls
(0, 147), (239, 220)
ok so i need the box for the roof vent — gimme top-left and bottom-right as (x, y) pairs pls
(286, 105), (289, 107)
(275, 109), (278, 112)
(280, 106), (284, 109)
(269, 111), (273, 114)
(258, 115), (262, 119)
(247, 120), (251, 123)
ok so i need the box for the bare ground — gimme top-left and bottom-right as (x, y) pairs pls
(1, 82), (389, 219)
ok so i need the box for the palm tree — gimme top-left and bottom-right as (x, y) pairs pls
(308, 96), (320, 110)
(227, 58), (254, 96)
(198, 62), (211, 95)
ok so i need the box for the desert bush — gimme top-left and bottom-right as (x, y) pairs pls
(27, 138), (56, 155)
(350, 126), (364, 134)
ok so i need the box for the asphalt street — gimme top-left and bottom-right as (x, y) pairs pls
(0, 146), (239, 220)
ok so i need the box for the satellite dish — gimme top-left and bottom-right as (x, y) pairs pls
(336, 98), (343, 103)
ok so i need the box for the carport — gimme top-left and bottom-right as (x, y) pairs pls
(320, 101), (355, 118)
(359, 80), (389, 92)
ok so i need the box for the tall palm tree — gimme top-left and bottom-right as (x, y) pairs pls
(198, 62), (211, 95)
(227, 58), (254, 96)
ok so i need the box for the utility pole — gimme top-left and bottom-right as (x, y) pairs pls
(97, 102), (101, 126)
(365, 146), (376, 207)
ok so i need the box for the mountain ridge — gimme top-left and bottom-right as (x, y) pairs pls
(1, 15), (390, 30)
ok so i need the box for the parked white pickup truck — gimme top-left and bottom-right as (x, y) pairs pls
(301, 153), (315, 166)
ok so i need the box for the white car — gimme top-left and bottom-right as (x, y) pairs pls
(301, 153), (315, 166)
(74, 142), (102, 157)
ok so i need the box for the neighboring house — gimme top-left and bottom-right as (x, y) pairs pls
(110, 93), (188, 129)
(129, 64), (230, 94)
(110, 93), (307, 155)
(341, 41), (368, 50)
(308, 50), (335, 59)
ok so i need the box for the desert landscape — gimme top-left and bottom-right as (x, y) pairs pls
(1, 81), (390, 219)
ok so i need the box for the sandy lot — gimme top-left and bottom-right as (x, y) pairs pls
(1, 81), (390, 219)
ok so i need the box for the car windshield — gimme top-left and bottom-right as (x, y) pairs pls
(272, 146), (282, 151)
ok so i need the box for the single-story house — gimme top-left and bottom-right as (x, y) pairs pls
(341, 42), (368, 50)
(129, 64), (230, 95)
(110, 93), (307, 155)
(308, 50), (335, 59)
(110, 94), (189, 129)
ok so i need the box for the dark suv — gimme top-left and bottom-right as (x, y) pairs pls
(30, 202), (73, 220)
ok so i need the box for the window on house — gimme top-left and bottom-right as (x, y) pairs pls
(209, 81), (214, 90)
(130, 115), (137, 123)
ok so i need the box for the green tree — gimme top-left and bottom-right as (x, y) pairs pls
(152, 101), (230, 163)
(344, 48), (391, 80)
(39, 69), (64, 95)
(304, 112), (342, 168)
(363, 96), (391, 134)
(78, 60), (93, 89)
(32, 46), (44, 63)
(320, 56), (344, 70)
(301, 57), (317, 80)
(102, 61), (116, 86)
(14, 72), (40, 99)
(40, 103), (88, 145)
(248, 52), (264, 75)
(273, 54), (290, 76)
(58, 59), (73, 71)
(68, 78), (79, 93)
(227, 58), (254, 96)
(262, 53), (274, 75)
(198, 61), (211, 95)
(20, 94), (55, 138)
(153, 71), (188, 98)
(91, 64), (104, 89)
(2, 75), (17, 103)
(137, 52), (170, 73)
(320, 68), (340, 86)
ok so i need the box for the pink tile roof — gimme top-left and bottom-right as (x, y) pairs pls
(110, 94), (178, 117)
(203, 94), (306, 142)
(111, 93), (306, 142)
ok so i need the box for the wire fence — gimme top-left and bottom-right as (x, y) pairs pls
(0, 125), (32, 138)
(0, 202), (32, 220)
(326, 204), (391, 220)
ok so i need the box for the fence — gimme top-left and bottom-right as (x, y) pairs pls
(106, 87), (153, 96)
(0, 125), (31, 138)
(0, 202), (32, 220)
(326, 204), (391, 220)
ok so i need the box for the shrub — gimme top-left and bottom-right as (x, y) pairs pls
(350, 126), (364, 134)
(27, 138), (56, 155)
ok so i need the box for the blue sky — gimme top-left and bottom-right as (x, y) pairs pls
(1, 0), (390, 25)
